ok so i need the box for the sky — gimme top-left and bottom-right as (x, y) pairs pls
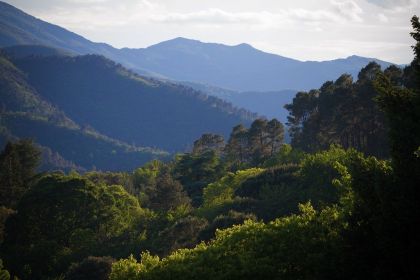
(4, 0), (420, 64)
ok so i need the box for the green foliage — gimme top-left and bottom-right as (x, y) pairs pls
(262, 143), (306, 167)
(224, 119), (285, 168)
(0, 260), (10, 280)
(148, 171), (191, 212)
(192, 133), (225, 155)
(110, 252), (159, 280)
(0, 139), (40, 208)
(199, 168), (263, 219)
(109, 255), (142, 280)
(2, 15), (420, 280)
(285, 63), (390, 158)
(365, 15), (420, 278)
(156, 216), (208, 255)
(65, 256), (115, 280)
(174, 151), (226, 206)
(198, 210), (256, 241)
(0, 207), (14, 244)
(110, 203), (345, 280)
(298, 145), (356, 204)
(1, 174), (150, 279)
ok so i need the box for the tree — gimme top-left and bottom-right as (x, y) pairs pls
(149, 171), (191, 212)
(1, 174), (148, 279)
(0, 139), (40, 208)
(225, 124), (250, 168)
(66, 256), (115, 280)
(411, 15), (420, 82)
(285, 65), (389, 158)
(0, 260), (10, 280)
(266, 119), (284, 157)
(173, 151), (225, 206)
(372, 15), (420, 278)
(192, 134), (225, 155)
(109, 203), (345, 280)
(248, 119), (269, 165)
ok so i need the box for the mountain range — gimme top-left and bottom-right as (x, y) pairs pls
(0, 45), (254, 170)
(0, 1), (400, 171)
(0, 1), (396, 92)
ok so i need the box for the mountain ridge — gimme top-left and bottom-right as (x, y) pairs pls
(0, 46), (256, 170)
(0, 1), (397, 92)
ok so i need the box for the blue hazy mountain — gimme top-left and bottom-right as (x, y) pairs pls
(0, 1), (396, 92)
(122, 38), (394, 91)
(0, 46), (256, 171)
(181, 81), (295, 124)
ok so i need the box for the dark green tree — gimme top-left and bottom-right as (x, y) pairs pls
(266, 119), (285, 157)
(0, 139), (40, 208)
(1, 174), (148, 279)
(149, 170), (191, 212)
(192, 134), (225, 155)
(224, 124), (250, 168)
(66, 256), (115, 280)
(174, 151), (225, 206)
(285, 64), (389, 158)
(0, 260), (10, 280)
(372, 15), (420, 278)
(248, 119), (269, 165)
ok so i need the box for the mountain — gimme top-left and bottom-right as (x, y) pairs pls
(121, 38), (395, 91)
(2, 44), (73, 58)
(181, 81), (296, 124)
(0, 51), (167, 170)
(0, 46), (254, 170)
(0, 1), (397, 92)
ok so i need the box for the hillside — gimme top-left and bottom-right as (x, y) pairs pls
(0, 52), (167, 170)
(0, 1), (396, 92)
(121, 38), (395, 91)
(182, 81), (296, 124)
(8, 52), (254, 151)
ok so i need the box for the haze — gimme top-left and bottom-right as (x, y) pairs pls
(3, 0), (420, 64)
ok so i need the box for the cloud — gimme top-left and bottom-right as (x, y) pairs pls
(377, 13), (389, 22)
(365, 0), (417, 9)
(151, 3), (364, 27)
(331, 0), (363, 22)
(150, 8), (267, 25)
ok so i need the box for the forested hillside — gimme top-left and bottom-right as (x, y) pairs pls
(0, 6), (419, 280)
(10, 53), (254, 151)
(0, 51), (168, 170)
(0, 48), (255, 170)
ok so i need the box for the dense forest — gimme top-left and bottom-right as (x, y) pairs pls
(0, 47), (256, 171)
(0, 15), (419, 280)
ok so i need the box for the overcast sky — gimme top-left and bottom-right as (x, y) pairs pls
(4, 0), (420, 63)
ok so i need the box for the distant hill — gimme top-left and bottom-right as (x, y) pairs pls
(2, 45), (73, 58)
(0, 1), (397, 92)
(0, 47), (254, 170)
(122, 38), (395, 91)
(0, 52), (167, 170)
(10, 53), (254, 150)
(181, 81), (296, 124)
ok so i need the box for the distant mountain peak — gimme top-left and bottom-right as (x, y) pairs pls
(148, 37), (256, 50)
(234, 43), (254, 49)
(149, 37), (202, 48)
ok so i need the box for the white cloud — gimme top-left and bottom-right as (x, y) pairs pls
(366, 0), (417, 8)
(377, 13), (389, 22)
(151, 3), (364, 27)
(331, 0), (363, 22)
(150, 8), (267, 25)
